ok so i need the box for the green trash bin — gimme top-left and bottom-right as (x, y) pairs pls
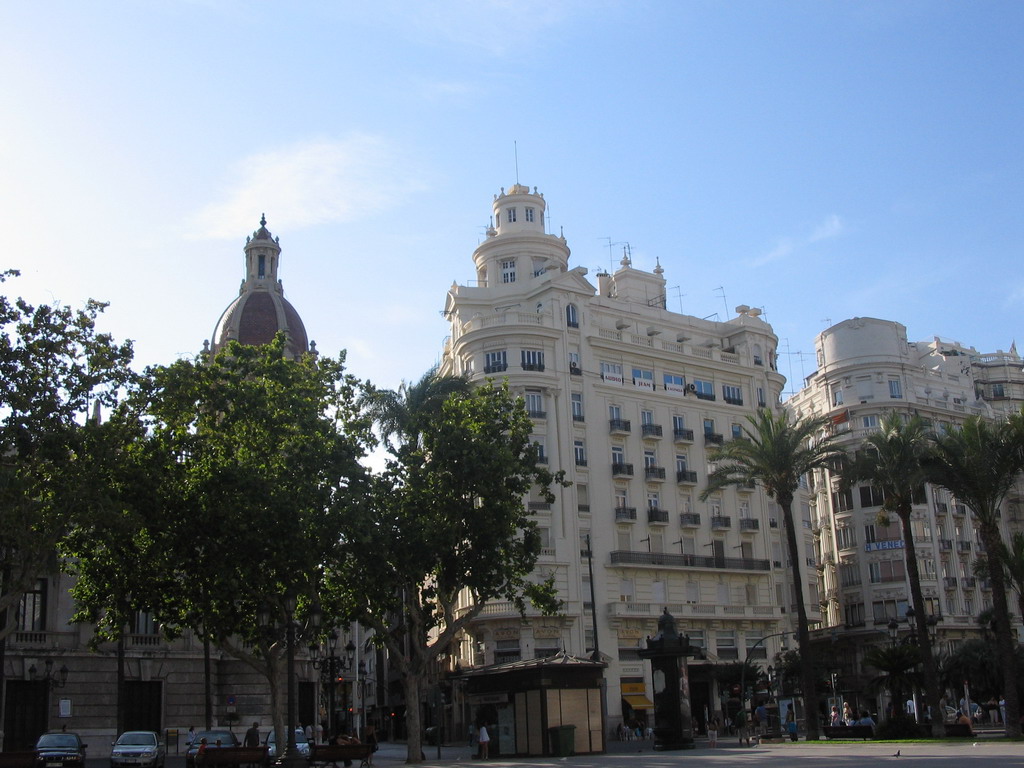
(548, 725), (576, 757)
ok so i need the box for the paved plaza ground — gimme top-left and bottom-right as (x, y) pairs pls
(100, 736), (1021, 768)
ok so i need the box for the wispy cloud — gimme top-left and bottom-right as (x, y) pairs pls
(748, 214), (844, 267)
(189, 135), (420, 239)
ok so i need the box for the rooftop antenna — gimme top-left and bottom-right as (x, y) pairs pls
(514, 141), (520, 184)
(714, 286), (729, 319)
(820, 317), (832, 327)
(600, 237), (624, 272)
(669, 286), (686, 313)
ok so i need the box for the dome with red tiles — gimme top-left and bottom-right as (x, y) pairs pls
(208, 215), (309, 359)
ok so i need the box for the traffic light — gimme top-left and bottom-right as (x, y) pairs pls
(337, 676), (345, 684)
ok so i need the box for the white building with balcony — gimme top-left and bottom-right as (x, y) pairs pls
(439, 184), (819, 734)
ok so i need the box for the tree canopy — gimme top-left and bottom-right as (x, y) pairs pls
(0, 271), (135, 640)
(331, 378), (564, 762)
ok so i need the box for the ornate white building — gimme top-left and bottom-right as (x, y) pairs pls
(785, 317), (1024, 706)
(439, 184), (819, 734)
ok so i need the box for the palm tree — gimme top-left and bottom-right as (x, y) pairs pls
(928, 414), (1024, 736)
(864, 643), (922, 720)
(701, 408), (845, 740)
(989, 531), (1024, 624)
(360, 366), (471, 452)
(846, 412), (944, 736)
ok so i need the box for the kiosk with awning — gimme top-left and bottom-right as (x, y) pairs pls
(460, 651), (606, 757)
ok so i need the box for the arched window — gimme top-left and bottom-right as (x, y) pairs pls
(566, 304), (579, 328)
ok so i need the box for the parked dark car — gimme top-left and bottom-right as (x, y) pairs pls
(111, 731), (165, 768)
(264, 729), (309, 759)
(35, 732), (87, 768)
(184, 731), (239, 768)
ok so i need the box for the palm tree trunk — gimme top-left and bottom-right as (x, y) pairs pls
(780, 494), (821, 740)
(980, 520), (1021, 737)
(898, 508), (944, 737)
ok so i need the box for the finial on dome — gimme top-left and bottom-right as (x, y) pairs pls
(260, 213), (267, 227)
(654, 257), (664, 276)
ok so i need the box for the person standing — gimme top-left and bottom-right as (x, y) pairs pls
(707, 716), (719, 748)
(187, 727), (197, 748)
(478, 723), (490, 759)
(244, 723), (260, 748)
(734, 707), (750, 747)
(755, 702), (768, 738)
(363, 725), (378, 766)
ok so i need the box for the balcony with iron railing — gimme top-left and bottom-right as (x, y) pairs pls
(939, 539), (953, 551)
(962, 577), (977, 589)
(615, 506), (638, 522)
(673, 428), (695, 442)
(676, 469), (698, 484)
(611, 462), (634, 477)
(609, 419), (631, 434)
(528, 501), (552, 512)
(644, 465), (666, 481)
(483, 363), (508, 374)
(641, 423), (664, 438)
(647, 508), (670, 524)
(739, 518), (760, 532)
(704, 432), (724, 445)
(957, 541), (972, 553)
(526, 409), (546, 419)
(943, 577), (958, 589)
(679, 512), (701, 527)
(711, 515), (732, 529)
(608, 550), (771, 571)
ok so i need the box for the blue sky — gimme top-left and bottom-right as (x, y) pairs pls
(2, 1), (1021, 398)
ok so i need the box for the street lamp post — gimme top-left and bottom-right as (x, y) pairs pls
(310, 631), (341, 740)
(29, 659), (69, 688)
(258, 593), (310, 768)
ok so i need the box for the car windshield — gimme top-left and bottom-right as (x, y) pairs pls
(38, 735), (79, 749)
(193, 733), (234, 748)
(117, 733), (156, 746)
(267, 730), (307, 744)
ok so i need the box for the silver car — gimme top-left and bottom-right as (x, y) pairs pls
(111, 731), (165, 768)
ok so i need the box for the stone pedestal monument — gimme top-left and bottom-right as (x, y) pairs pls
(638, 609), (704, 751)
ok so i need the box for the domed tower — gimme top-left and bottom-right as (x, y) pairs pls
(471, 184), (570, 287)
(207, 215), (310, 359)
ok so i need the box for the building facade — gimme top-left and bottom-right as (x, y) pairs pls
(439, 184), (818, 735)
(785, 317), (1024, 710)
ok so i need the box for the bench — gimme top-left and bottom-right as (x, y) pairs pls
(944, 723), (973, 738)
(0, 753), (39, 768)
(822, 725), (874, 740)
(309, 744), (373, 768)
(198, 747), (269, 767)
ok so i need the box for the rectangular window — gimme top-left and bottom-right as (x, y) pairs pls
(675, 454), (688, 472)
(501, 259), (516, 283)
(703, 418), (715, 435)
(647, 491), (661, 510)
(836, 525), (857, 549)
(757, 386), (766, 408)
(716, 630), (738, 660)
(521, 349), (545, 371)
(723, 384), (743, 405)
(844, 602), (865, 627)
(18, 578), (47, 632)
(832, 488), (853, 512)
(524, 391), (544, 417)
(859, 485), (886, 508)
(484, 350), (507, 374)
(641, 409), (654, 425)
(506, 207), (517, 223)
(861, 414), (879, 429)
(574, 439), (587, 466)
(601, 361), (624, 384)
(672, 415), (685, 432)
(632, 367), (654, 390)
(571, 392), (584, 421)
(611, 445), (625, 465)
(832, 386), (844, 406)
(731, 423), (743, 440)
(644, 449), (656, 468)
(663, 373), (685, 394)
(693, 379), (715, 400)
(132, 609), (159, 635)
(609, 404), (622, 421)
(889, 379), (903, 399)
(524, 207), (535, 222)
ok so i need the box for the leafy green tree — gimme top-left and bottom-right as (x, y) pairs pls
(928, 413), (1024, 736)
(359, 365), (470, 451)
(331, 380), (563, 763)
(845, 412), (944, 735)
(702, 408), (844, 740)
(67, 336), (372, 748)
(0, 270), (135, 638)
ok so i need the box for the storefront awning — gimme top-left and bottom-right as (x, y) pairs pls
(623, 694), (654, 710)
